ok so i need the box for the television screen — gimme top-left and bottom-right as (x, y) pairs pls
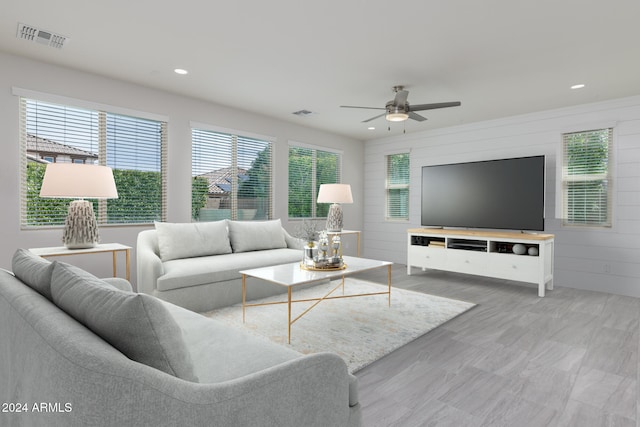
(421, 155), (545, 231)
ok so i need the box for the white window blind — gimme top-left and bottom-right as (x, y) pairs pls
(386, 153), (410, 221)
(561, 128), (613, 227)
(191, 128), (273, 221)
(288, 144), (341, 218)
(20, 98), (167, 227)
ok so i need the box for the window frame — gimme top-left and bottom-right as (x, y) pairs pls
(385, 151), (410, 222)
(16, 88), (168, 228)
(560, 127), (614, 229)
(191, 122), (275, 222)
(287, 141), (343, 220)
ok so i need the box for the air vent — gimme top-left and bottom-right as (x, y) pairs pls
(17, 23), (68, 49)
(292, 109), (315, 117)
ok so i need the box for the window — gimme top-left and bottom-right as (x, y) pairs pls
(20, 98), (167, 227)
(288, 144), (341, 218)
(191, 128), (273, 221)
(561, 128), (613, 227)
(386, 153), (410, 221)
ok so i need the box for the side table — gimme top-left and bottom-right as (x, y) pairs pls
(29, 243), (131, 281)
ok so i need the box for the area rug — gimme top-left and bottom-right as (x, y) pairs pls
(203, 279), (476, 373)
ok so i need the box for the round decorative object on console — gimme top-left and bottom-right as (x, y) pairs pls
(528, 246), (539, 256)
(512, 243), (526, 255)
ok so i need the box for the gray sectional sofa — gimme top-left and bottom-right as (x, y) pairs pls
(1, 249), (361, 427)
(137, 219), (305, 312)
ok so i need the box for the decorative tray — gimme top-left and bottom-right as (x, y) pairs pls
(300, 262), (347, 271)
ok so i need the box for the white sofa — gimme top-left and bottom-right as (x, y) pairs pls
(137, 219), (305, 312)
(1, 249), (360, 427)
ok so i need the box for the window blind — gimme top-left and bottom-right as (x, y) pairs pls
(288, 145), (341, 218)
(562, 128), (613, 227)
(191, 128), (273, 221)
(20, 98), (167, 227)
(386, 153), (410, 221)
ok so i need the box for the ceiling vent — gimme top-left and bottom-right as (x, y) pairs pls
(16, 23), (68, 49)
(292, 109), (315, 117)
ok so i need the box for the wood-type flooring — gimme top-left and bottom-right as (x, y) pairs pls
(353, 265), (638, 427)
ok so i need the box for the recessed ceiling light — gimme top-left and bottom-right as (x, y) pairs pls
(367, 127), (375, 130)
(174, 68), (188, 75)
(571, 84), (585, 89)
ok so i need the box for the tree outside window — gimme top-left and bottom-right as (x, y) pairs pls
(288, 145), (341, 219)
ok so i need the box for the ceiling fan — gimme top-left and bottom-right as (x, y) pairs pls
(341, 86), (461, 123)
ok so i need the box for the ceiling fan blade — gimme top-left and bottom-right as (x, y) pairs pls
(362, 112), (387, 123)
(408, 112), (427, 122)
(393, 90), (409, 106)
(409, 101), (461, 111)
(340, 105), (386, 110)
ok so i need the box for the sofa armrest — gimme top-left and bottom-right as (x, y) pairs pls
(136, 229), (164, 295)
(189, 352), (355, 426)
(283, 228), (305, 250)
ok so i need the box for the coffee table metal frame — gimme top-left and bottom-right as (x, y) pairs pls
(240, 256), (393, 344)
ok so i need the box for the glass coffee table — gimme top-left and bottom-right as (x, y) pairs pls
(240, 256), (393, 343)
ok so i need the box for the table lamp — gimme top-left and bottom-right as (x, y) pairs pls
(317, 183), (353, 232)
(39, 163), (118, 249)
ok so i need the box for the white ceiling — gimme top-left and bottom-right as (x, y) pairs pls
(2, 0), (640, 140)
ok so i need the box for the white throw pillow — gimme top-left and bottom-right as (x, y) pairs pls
(228, 219), (287, 253)
(154, 220), (232, 261)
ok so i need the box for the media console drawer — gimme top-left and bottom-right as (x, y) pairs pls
(407, 245), (446, 269)
(407, 229), (554, 297)
(446, 250), (487, 276)
(487, 253), (538, 282)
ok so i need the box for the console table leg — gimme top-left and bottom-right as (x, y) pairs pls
(388, 264), (392, 306)
(125, 249), (131, 281)
(112, 251), (117, 277)
(242, 275), (246, 322)
(287, 287), (292, 344)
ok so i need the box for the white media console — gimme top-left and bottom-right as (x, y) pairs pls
(407, 228), (554, 297)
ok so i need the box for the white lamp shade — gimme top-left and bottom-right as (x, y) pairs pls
(317, 184), (353, 204)
(39, 163), (118, 199)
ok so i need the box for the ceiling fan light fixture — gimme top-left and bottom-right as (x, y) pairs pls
(386, 112), (409, 122)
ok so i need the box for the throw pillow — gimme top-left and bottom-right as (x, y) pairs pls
(50, 261), (198, 382)
(12, 248), (55, 300)
(154, 220), (232, 261)
(227, 219), (287, 253)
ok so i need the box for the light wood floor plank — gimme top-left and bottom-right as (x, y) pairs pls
(352, 265), (640, 426)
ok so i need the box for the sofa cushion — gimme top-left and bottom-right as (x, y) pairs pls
(158, 248), (302, 292)
(161, 300), (302, 382)
(50, 261), (198, 382)
(155, 220), (232, 261)
(228, 219), (287, 253)
(12, 249), (55, 300)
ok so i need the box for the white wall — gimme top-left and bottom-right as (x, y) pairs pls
(0, 52), (364, 284)
(364, 96), (640, 297)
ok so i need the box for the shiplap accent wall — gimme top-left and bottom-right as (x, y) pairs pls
(364, 96), (640, 297)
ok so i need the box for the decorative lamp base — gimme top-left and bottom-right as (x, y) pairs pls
(63, 200), (100, 249)
(325, 203), (343, 232)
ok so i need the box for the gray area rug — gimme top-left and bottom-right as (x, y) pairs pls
(204, 278), (476, 373)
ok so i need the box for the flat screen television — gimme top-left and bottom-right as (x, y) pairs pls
(421, 155), (545, 231)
